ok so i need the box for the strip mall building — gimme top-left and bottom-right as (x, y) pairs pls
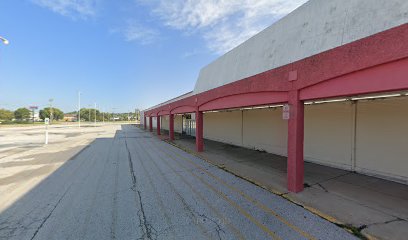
(142, 0), (408, 192)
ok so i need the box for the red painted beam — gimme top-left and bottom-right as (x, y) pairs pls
(287, 91), (304, 193)
(149, 117), (153, 132)
(171, 106), (196, 114)
(144, 116), (147, 130)
(158, 110), (170, 116)
(199, 92), (287, 112)
(300, 57), (408, 100)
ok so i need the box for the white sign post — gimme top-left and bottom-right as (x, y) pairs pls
(45, 118), (49, 144)
(283, 104), (290, 120)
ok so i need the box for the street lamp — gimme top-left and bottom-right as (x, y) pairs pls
(94, 103), (97, 126)
(0, 36), (9, 45)
(49, 98), (54, 123)
(78, 91), (81, 128)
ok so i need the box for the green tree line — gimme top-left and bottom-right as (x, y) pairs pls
(0, 107), (64, 122)
(1, 106), (139, 123)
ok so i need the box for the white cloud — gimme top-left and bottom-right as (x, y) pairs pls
(32, 0), (97, 19)
(121, 21), (159, 45)
(145, 0), (308, 54)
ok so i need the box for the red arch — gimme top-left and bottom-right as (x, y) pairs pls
(170, 105), (196, 114)
(157, 110), (170, 116)
(199, 91), (288, 111)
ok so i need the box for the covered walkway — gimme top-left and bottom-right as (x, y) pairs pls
(143, 23), (408, 193)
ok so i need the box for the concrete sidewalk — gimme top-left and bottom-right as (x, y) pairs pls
(151, 129), (408, 240)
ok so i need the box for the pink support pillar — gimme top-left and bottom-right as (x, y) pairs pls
(149, 117), (153, 132)
(156, 116), (161, 135)
(195, 110), (204, 152)
(169, 114), (175, 140)
(144, 117), (147, 130)
(287, 90), (304, 193)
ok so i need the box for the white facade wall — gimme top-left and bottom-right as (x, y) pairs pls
(243, 108), (287, 156)
(159, 115), (183, 133)
(174, 115), (183, 133)
(204, 111), (242, 146)
(304, 102), (354, 170)
(355, 98), (408, 184)
(161, 116), (169, 131)
(194, 0), (408, 94)
(152, 117), (157, 128)
(202, 97), (408, 184)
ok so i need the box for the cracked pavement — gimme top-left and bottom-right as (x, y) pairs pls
(0, 125), (357, 239)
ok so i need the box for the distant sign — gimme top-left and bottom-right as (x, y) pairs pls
(29, 106), (38, 110)
(283, 104), (290, 120)
(45, 118), (50, 125)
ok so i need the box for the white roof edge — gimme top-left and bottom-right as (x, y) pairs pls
(143, 91), (194, 112)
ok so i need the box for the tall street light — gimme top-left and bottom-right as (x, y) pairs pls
(94, 103), (97, 127)
(0, 36), (9, 45)
(78, 91), (81, 128)
(49, 98), (54, 123)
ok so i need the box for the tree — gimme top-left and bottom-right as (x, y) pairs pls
(79, 108), (101, 122)
(14, 108), (31, 121)
(0, 109), (14, 121)
(39, 107), (64, 121)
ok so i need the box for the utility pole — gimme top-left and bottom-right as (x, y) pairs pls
(78, 91), (81, 128)
(94, 103), (97, 126)
(49, 98), (54, 124)
(112, 108), (116, 122)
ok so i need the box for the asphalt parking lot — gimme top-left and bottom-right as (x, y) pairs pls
(0, 124), (357, 239)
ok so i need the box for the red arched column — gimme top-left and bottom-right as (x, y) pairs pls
(195, 110), (204, 152)
(156, 116), (161, 135)
(287, 90), (304, 193)
(169, 114), (175, 140)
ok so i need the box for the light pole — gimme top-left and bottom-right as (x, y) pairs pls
(112, 108), (116, 123)
(94, 103), (97, 126)
(88, 105), (91, 123)
(0, 36), (9, 45)
(78, 91), (81, 128)
(49, 98), (54, 123)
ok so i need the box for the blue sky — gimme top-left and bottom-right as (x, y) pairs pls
(0, 0), (306, 113)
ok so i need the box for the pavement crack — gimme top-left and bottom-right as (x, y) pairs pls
(29, 185), (72, 240)
(311, 172), (352, 187)
(136, 191), (158, 240)
(315, 183), (329, 192)
(362, 217), (405, 229)
(197, 213), (225, 240)
(124, 134), (157, 240)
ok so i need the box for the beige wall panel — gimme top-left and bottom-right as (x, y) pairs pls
(204, 111), (242, 146)
(304, 102), (353, 170)
(242, 108), (288, 156)
(175, 115), (183, 133)
(157, 115), (183, 132)
(356, 97), (408, 183)
(161, 116), (169, 130)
